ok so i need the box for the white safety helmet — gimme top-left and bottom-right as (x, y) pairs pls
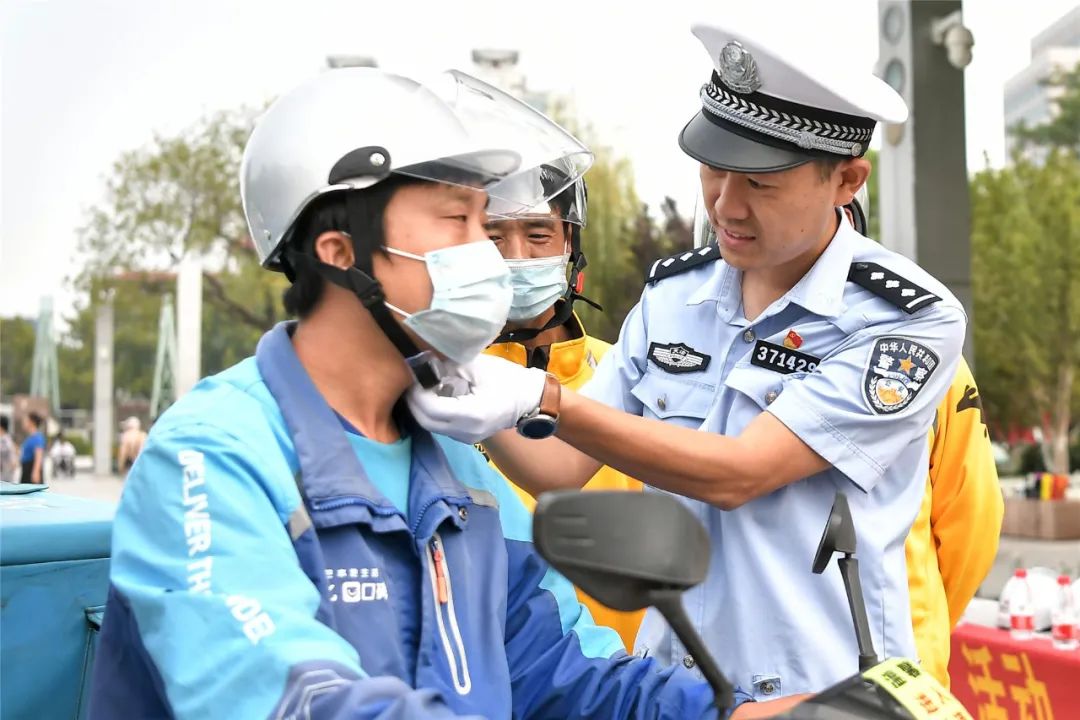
(241, 67), (592, 270)
(489, 172), (599, 345)
(239, 67), (592, 388)
(487, 165), (587, 228)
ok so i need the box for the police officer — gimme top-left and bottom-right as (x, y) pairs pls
(89, 67), (774, 718)
(408, 20), (967, 698)
(484, 172), (646, 649)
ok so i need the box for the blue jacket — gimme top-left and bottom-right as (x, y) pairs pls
(89, 323), (740, 719)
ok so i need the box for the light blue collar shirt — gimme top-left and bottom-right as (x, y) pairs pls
(581, 219), (966, 699)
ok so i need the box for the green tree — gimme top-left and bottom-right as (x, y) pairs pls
(864, 149), (880, 240)
(971, 150), (1080, 473)
(1011, 64), (1080, 153)
(0, 317), (36, 399)
(75, 109), (287, 332)
(573, 142), (647, 342)
(72, 110), (289, 407)
(3, 313), (100, 411)
(60, 276), (171, 411)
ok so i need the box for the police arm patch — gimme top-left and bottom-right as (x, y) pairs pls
(863, 336), (941, 415)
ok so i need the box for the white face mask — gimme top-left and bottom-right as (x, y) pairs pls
(383, 241), (512, 364)
(504, 253), (570, 321)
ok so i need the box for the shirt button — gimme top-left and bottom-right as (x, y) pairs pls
(760, 681), (776, 695)
(765, 390), (779, 405)
(458, 507), (469, 522)
(657, 395), (668, 411)
(682, 655), (696, 669)
(742, 329), (756, 343)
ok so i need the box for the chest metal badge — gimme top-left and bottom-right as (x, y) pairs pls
(648, 342), (712, 375)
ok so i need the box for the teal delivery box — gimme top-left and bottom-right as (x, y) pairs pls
(0, 484), (115, 719)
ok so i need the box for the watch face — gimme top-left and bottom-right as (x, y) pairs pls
(518, 415), (558, 440)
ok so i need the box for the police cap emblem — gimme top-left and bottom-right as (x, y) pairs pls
(718, 41), (762, 94)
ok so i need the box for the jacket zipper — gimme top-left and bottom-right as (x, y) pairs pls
(427, 532), (471, 694)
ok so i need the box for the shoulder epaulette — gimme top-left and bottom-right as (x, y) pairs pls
(645, 244), (721, 285)
(847, 261), (941, 314)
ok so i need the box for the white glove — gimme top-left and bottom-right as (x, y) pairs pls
(406, 354), (547, 444)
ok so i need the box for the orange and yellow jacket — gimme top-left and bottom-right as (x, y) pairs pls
(905, 357), (1003, 687)
(485, 313), (644, 651)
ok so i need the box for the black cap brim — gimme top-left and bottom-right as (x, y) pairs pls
(679, 111), (812, 173)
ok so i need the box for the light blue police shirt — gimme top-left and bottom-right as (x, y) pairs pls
(580, 218), (966, 699)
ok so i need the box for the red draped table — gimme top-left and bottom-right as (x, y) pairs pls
(949, 622), (1080, 719)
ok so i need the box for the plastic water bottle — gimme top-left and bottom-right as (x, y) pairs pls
(1051, 575), (1078, 651)
(1008, 568), (1036, 640)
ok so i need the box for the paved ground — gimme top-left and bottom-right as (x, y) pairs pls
(41, 471), (125, 504)
(33, 470), (1080, 598)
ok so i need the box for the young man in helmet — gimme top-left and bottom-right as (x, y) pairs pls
(408, 21), (970, 699)
(483, 173), (645, 650)
(841, 192), (1003, 688)
(88, 68), (787, 719)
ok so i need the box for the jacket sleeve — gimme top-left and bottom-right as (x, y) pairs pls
(487, 466), (752, 719)
(927, 361), (1004, 626)
(103, 422), (479, 720)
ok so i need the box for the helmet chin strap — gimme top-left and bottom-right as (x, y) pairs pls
(844, 198), (868, 235)
(282, 193), (441, 389)
(493, 226), (602, 345)
(283, 250), (441, 389)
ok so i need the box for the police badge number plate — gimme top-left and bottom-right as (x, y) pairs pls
(863, 336), (940, 415)
(648, 342), (711, 374)
(751, 340), (820, 375)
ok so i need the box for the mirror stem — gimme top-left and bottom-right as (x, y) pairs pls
(837, 556), (878, 671)
(650, 589), (735, 712)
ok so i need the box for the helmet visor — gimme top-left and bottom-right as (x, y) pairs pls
(394, 70), (592, 215)
(486, 168), (587, 226)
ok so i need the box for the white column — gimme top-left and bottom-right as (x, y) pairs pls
(93, 295), (114, 476)
(176, 255), (203, 397)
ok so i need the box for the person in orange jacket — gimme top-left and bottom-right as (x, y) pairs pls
(846, 194), (1003, 686)
(482, 171), (644, 651)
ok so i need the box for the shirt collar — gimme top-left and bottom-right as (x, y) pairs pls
(486, 311), (591, 384)
(785, 215), (854, 318)
(685, 211), (854, 320)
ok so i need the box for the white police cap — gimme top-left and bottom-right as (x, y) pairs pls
(680, 20), (909, 173)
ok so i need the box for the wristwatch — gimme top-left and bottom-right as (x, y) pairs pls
(516, 373), (561, 440)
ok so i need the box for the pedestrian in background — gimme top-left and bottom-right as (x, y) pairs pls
(117, 417), (147, 475)
(50, 430), (77, 478)
(0, 416), (17, 483)
(20, 412), (46, 484)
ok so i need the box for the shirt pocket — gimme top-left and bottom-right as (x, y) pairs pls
(630, 371), (714, 428)
(724, 363), (808, 412)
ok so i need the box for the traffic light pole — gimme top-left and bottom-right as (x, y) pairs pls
(877, 0), (975, 365)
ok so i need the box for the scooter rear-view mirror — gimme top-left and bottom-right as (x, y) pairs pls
(533, 490), (735, 712)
